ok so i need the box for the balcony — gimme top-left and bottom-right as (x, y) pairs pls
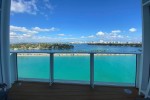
(1, 0), (150, 99)
(9, 47), (141, 100)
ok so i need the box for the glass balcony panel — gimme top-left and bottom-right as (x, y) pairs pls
(54, 54), (90, 82)
(94, 54), (136, 84)
(18, 53), (50, 79)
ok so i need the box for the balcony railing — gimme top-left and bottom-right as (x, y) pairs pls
(10, 51), (142, 88)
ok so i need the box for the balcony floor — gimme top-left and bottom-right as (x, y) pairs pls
(8, 81), (142, 100)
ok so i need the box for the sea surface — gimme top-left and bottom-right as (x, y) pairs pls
(17, 45), (140, 84)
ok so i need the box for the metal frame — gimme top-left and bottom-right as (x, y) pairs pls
(90, 53), (94, 88)
(135, 54), (138, 87)
(50, 53), (54, 86)
(10, 50), (141, 55)
(135, 54), (142, 89)
(17, 78), (135, 87)
(95, 82), (135, 87)
(15, 53), (18, 82)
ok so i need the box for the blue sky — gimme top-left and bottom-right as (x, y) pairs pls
(10, 0), (142, 43)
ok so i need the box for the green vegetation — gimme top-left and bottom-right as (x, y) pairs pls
(10, 43), (74, 50)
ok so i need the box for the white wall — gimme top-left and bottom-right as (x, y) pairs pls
(141, 0), (150, 91)
(0, 0), (11, 87)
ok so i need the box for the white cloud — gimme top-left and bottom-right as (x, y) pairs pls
(110, 33), (117, 37)
(126, 36), (129, 38)
(117, 35), (123, 38)
(94, 30), (127, 42)
(108, 32), (124, 39)
(111, 30), (121, 33)
(10, 32), (17, 35)
(129, 28), (137, 32)
(80, 35), (95, 39)
(96, 31), (105, 36)
(11, 0), (38, 14)
(99, 40), (104, 43)
(10, 26), (141, 43)
(10, 25), (38, 34)
(88, 35), (95, 38)
(10, 25), (57, 34)
(32, 27), (57, 32)
(10, 32), (31, 39)
(11, 0), (54, 18)
(10, 25), (58, 43)
(63, 38), (78, 40)
(58, 34), (65, 36)
(80, 36), (86, 38)
(10, 34), (79, 43)
(23, 34), (32, 38)
(10, 32), (19, 39)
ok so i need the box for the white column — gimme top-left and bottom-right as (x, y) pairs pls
(0, 0), (11, 88)
(142, 5), (150, 90)
(141, 1), (150, 91)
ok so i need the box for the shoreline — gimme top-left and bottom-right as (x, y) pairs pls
(17, 53), (135, 57)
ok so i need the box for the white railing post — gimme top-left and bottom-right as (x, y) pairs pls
(15, 53), (18, 82)
(50, 53), (54, 86)
(90, 53), (94, 88)
(10, 53), (18, 84)
(136, 54), (141, 88)
(136, 54), (143, 94)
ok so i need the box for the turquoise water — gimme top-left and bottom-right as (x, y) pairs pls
(18, 54), (136, 84)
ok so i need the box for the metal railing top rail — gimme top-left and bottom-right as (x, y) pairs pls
(10, 50), (142, 54)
